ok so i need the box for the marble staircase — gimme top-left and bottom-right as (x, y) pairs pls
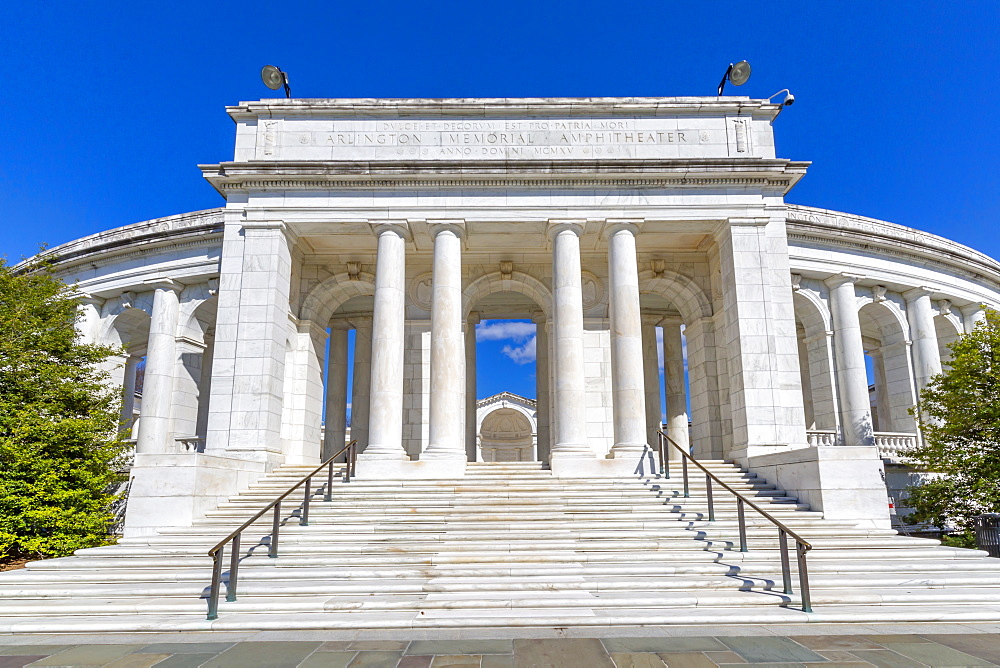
(2, 460), (1000, 632)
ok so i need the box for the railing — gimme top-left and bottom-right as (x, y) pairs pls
(805, 430), (837, 446)
(206, 440), (358, 620)
(874, 432), (917, 462)
(655, 431), (813, 612)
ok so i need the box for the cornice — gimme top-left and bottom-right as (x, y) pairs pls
(17, 209), (225, 274)
(200, 159), (807, 196)
(227, 96), (783, 121)
(786, 204), (1000, 289)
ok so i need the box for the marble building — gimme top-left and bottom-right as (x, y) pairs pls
(34, 96), (1000, 538)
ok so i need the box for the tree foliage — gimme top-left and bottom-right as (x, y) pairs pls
(905, 309), (1000, 544)
(0, 257), (128, 559)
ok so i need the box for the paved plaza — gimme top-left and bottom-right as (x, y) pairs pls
(1, 625), (999, 667)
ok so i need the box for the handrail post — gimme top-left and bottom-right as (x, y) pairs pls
(325, 458), (334, 501)
(269, 502), (281, 558)
(658, 433), (666, 478)
(226, 533), (241, 602)
(301, 478), (311, 526)
(737, 498), (748, 552)
(706, 474), (715, 522)
(796, 543), (813, 612)
(207, 548), (223, 620)
(682, 456), (690, 498)
(779, 528), (792, 595)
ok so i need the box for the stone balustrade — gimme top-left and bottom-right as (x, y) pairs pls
(805, 430), (838, 446)
(874, 432), (918, 462)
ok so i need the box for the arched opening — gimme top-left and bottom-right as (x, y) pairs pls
(859, 302), (917, 435)
(934, 313), (962, 367)
(792, 291), (838, 437)
(175, 295), (217, 446)
(479, 406), (535, 462)
(103, 306), (151, 439)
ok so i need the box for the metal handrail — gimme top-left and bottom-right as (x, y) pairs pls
(205, 440), (358, 620)
(656, 431), (813, 612)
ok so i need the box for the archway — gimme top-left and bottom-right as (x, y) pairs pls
(859, 301), (917, 434)
(479, 405), (535, 462)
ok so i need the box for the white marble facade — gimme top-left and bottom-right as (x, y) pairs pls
(29, 97), (1000, 535)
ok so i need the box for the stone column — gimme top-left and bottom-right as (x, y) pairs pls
(870, 350), (889, 432)
(350, 316), (373, 451)
(641, 315), (662, 448)
(962, 304), (987, 333)
(323, 324), (350, 461)
(424, 222), (466, 460)
(904, 287), (942, 391)
(826, 274), (875, 447)
(660, 316), (688, 460)
(532, 312), (551, 463)
(606, 221), (648, 455)
(362, 222), (409, 459)
(548, 221), (591, 457)
(136, 280), (181, 455)
(121, 354), (141, 435)
(465, 313), (481, 462)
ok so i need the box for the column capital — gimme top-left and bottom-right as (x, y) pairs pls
(658, 314), (684, 328)
(73, 292), (106, 307)
(241, 219), (287, 232)
(824, 273), (866, 289)
(467, 311), (483, 326)
(546, 219), (586, 240)
(348, 315), (373, 329)
(328, 317), (354, 331)
(725, 216), (769, 227)
(601, 219), (643, 240)
(902, 286), (938, 301)
(641, 313), (663, 326)
(427, 219), (466, 240)
(142, 277), (183, 293)
(370, 220), (411, 240)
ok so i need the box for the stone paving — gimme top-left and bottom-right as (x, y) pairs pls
(0, 624), (999, 667)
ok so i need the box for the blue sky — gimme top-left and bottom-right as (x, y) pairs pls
(3, 1), (998, 404)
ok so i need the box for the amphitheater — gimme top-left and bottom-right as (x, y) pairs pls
(3, 96), (1000, 633)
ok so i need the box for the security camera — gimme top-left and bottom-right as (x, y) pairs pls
(767, 89), (794, 106)
(783, 93), (795, 106)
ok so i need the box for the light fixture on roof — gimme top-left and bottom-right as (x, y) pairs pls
(717, 60), (751, 96)
(261, 65), (291, 98)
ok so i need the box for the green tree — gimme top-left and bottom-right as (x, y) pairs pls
(905, 308), (1000, 546)
(0, 257), (128, 560)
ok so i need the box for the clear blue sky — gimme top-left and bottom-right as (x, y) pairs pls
(3, 1), (998, 402)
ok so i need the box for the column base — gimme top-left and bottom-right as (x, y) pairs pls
(123, 453), (269, 538)
(747, 445), (891, 530)
(354, 455), (467, 479)
(550, 448), (658, 478)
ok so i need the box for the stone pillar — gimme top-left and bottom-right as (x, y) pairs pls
(324, 324), (350, 461)
(904, 287), (942, 391)
(533, 312), (551, 463)
(715, 218), (807, 459)
(136, 280), (181, 455)
(641, 315), (662, 448)
(870, 350), (889, 432)
(361, 222), (409, 459)
(685, 316), (723, 459)
(465, 313), (481, 462)
(121, 354), (141, 435)
(606, 221), (648, 455)
(348, 317), (372, 453)
(661, 316), (688, 460)
(962, 304), (987, 333)
(826, 274), (875, 447)
(424, 222), (466, 460)
(547, 221), (591, 458)
(205, 219), (293, 458)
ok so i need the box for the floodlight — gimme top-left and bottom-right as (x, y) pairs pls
(717, 60), (751, 96)
(261, 65), (291, 98)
